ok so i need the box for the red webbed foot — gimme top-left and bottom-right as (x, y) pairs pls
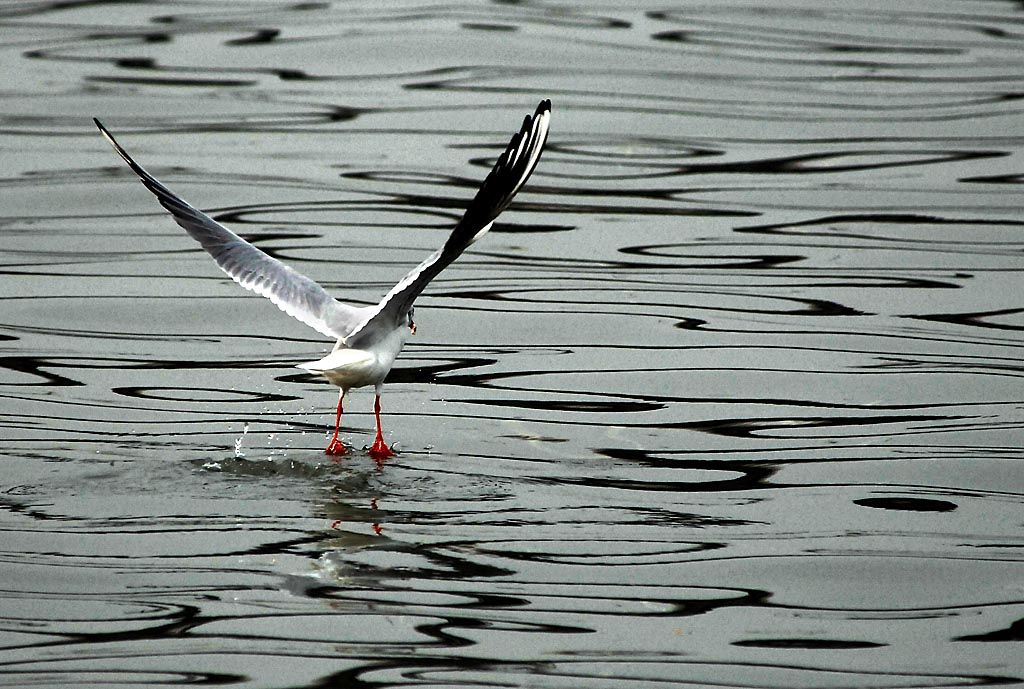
(368, 436), (395, 460)
(325, 436), (348, 456)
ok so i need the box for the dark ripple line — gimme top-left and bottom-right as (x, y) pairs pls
(0, 669), (246, 686)
(910, 307), (1024, 332)
(87, 75), (257, 87)
(0, 529), (329, 562)
(0, 322), (304, 344)
(440, 381), (1022, 412)
(739, 212), (1024, 236)
(442, 285), (869, 317)
(673, 321), (1024, 350)
(650, 6), (1024, 42)
(956, 618), (1024, 642)
(344, 656), (1020, 689)
(112, 386), (299, 405)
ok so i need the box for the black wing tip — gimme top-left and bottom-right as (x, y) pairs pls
(514, 100), (551, 165)
(528, 100), (551, 132)
(92, 117), (136, 166)
(92, 117), (176, 205)
(510, 100), (551, 152)
(527, 100), (551, 146)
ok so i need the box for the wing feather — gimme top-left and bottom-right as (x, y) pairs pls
(345, 99), (551, 347)
(94, 119), (366, 339)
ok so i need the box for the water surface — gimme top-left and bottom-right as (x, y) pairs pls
(1, 1), (1023, 687)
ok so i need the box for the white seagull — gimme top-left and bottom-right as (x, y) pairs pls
(95, 100), (551, 459)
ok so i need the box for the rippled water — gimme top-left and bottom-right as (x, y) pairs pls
(2, 1), (1023, 687)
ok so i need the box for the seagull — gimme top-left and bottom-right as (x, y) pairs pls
(94, 100), (551, 459)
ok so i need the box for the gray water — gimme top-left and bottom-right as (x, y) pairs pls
(2, 1), (1023, 687)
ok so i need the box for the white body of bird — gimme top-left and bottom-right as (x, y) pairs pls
(298, 325), (411, 392)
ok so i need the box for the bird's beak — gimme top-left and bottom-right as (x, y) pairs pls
(410, 322), (417, 335)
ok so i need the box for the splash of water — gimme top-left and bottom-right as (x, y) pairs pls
(234, 422), (249, 458)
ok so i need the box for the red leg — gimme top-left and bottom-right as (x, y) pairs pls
(325, 391), (347, 456)
(368, 394), (395, 459)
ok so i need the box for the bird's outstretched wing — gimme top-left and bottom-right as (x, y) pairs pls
(94, 119), (367, 340)
(345, 99), (551, 347)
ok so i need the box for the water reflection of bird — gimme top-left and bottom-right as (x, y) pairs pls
(94, 100), (551, 459)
